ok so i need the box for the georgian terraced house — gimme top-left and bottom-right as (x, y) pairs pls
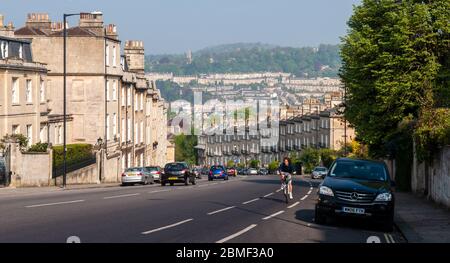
(200, 106), (355, 167)
(0, 12), (168, 182)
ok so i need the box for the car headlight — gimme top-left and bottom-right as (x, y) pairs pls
(319, 186), (334, 196)
(375, 192), (392, 202)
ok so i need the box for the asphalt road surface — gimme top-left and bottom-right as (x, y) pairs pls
(0, 175), (405, 243)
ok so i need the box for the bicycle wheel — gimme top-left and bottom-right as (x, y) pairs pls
(284, 186), (289, 204)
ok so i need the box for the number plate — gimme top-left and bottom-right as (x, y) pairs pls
(169, 177), (178, 180)
(343, 207), (365, 214)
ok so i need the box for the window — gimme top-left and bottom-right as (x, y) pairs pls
(40, 125), (47, 143)
(135, 94), (138, 111)
(26, 80), (32, 103)
(127, 118), (131, 141)
(12, 125), (19, 135)
(127, 153), (131, 169)
(12, 78), (19, 104)
(121, 87), (125, 106)
(135, 123), (138, 144)
(58, 126), (63, 144)
(112, 46), (117, 67)
(105, 44), (110, 66)
(140, 121), (144, 143)
(40, 80), (45, 103)
(122, 119), (125, 142)
(26, 125), (32, 146)
(127, 87), (131, 105)
(140, 94), (143, 111)
(106, 114), (110, 140)
(19, 44), (23, 59)
(106, 81), (110, 101)
(113, 113), (117, 138)
(1, 41), (8, 58)
(140, 153), (144, 167)
(122, 156), (125, 170)
(112, 81), (117, 101)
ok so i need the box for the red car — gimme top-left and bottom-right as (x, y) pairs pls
(226, 167), (237, 177)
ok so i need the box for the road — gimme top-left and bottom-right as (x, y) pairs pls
(0, 175), (405, 243)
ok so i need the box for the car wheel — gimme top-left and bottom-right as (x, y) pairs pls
(161, 181), (166, 186)
(315, 207), (327, 225)
(121, 183), (128, 187)
(381, 216), (394, 232)
(208, 178), (212, 181)
(170, 182), (174, 186)
(185, 180), (189, 186)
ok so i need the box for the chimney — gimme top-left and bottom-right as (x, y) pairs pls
(0, 14), (4, 27)
(124, 40), (145, 74)
(79, 12), (103, 35)
(51, 22), (64, 32)
(105, 24), (118, 40)
(0, 15), (14, 38)
(26, 13), (51, 32)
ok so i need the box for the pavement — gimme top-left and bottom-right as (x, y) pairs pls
(394, 192), (450, 243)
(0, 175), (404, 243)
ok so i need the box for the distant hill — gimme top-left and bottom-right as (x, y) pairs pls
(145, 43), (341, 78)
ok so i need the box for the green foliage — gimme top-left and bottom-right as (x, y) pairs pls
(299, 148), (321, 173)
(237, 162), (246, 169)
(53, 144), (94, 168)
(340, 0), (450, 161)
(28, 142), (49, 153)
(319, 149), (338, 168)
(226, 160), (235, 168)
(414, 108), (450, 162)
(0, 134), (29, 151)
(147, 43), (341, 78)
(249, 159), (260, 168)
(175, 133), (198, 165)
(268, 160), (280, 173)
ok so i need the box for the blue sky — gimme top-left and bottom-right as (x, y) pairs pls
(1, 0), (361, 54)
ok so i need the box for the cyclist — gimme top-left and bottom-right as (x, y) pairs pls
(279, 157), (294, 199)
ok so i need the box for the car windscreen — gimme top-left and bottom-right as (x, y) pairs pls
(145, 167), (159, 172)
(211, 166), (224, 171)
(314, 167), (327, 172)
(165, 163), (185, 171)
(329, 161), (387, 181)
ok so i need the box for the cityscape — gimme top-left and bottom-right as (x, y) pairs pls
(0, 0), (449, 252)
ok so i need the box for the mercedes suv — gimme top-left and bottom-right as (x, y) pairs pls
(315, 158), (395, 231)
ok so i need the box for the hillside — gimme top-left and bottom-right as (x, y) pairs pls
(145, 43), (341, 78)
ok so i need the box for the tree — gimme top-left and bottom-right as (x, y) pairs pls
(299, 148), (321, 174)
(340, 0), (450, 159)
(174, 133), (198, 165)
(249, 159), (260, 168)
(226, 160), (235, 168)
(0, 134), (29, 151)
(268, 160), (280, 173)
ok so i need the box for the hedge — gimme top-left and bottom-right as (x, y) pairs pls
(53, 144), (94, 168)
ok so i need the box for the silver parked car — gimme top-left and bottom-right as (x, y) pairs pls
(247, 168), (258, 175)
(311, 166), (328, 179)
(145, 166), (162, 182)
(121, 167), (154, 186)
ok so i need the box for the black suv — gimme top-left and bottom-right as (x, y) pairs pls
(315, 158), (395, 231)
(161, 162), (196, 186)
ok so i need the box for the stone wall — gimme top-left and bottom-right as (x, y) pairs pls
(54, 162), (99, 186)
(412, 145), (450, 208)
(8, 143), (52, 187)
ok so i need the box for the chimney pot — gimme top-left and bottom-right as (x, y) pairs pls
(0, 14), (4, 27)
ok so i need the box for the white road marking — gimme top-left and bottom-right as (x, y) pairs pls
(207, 206), (236, 215)
(388, 234), (395, 243)
(263, 193), (274, 198)
(216, 224), (258, 243)
(307, 190), (312, 195)
(149, 189), (171, 194)
(262, 210), (285, 220)
(142, 219), (193, 235)
(288, 201), (300, 209)
(242, 198), (260, 205)
(103, 193), (140, 199)
(276, 189), (282, 193)
(301, 195), (309, 201)
(384, 233), (391, 243)
(25, 199), (85, 208)
(310, 187), (313, 190)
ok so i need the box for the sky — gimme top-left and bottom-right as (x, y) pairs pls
(1, 0), (361, 54)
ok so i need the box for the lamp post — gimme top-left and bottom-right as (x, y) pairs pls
(62, 11), (102, 188)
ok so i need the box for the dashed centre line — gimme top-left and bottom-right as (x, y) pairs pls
(103, 193), (140, 199)
(142, 219), (193, 235)
(263, 193), (274, 198)
(301, 195), (309, 201)
(216, 224), (258, 243)
(262, 210), (285, 220)
(288, 201), (300, 209)
(242, 198), (260, 205)
(207, 206), (235, 215)
(25, 200), (85, 208)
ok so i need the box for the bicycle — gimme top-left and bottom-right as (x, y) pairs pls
(280, 172), (291, 204)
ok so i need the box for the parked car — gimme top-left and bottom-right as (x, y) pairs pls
(201, 167), (210, 176)
(311, 166), (328, 179)
(226, 167), (237, 177)
(247, 168), (258, 175)
(315, 158), (395, 231)
(161, 162), (196, 186)
(208, 165), (228, 181)
(121, 167), (154, 186)
(145, 166), (162, 182)
(192, 167), (202, 179)
(237, 168), (246, 175)
(0, 157), (6, 185)
(259, 168), (269, 175)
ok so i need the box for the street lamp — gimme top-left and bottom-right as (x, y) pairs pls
(62, 11), (102, 188)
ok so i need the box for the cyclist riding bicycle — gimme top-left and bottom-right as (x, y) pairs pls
(279, 157), (294, 200)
